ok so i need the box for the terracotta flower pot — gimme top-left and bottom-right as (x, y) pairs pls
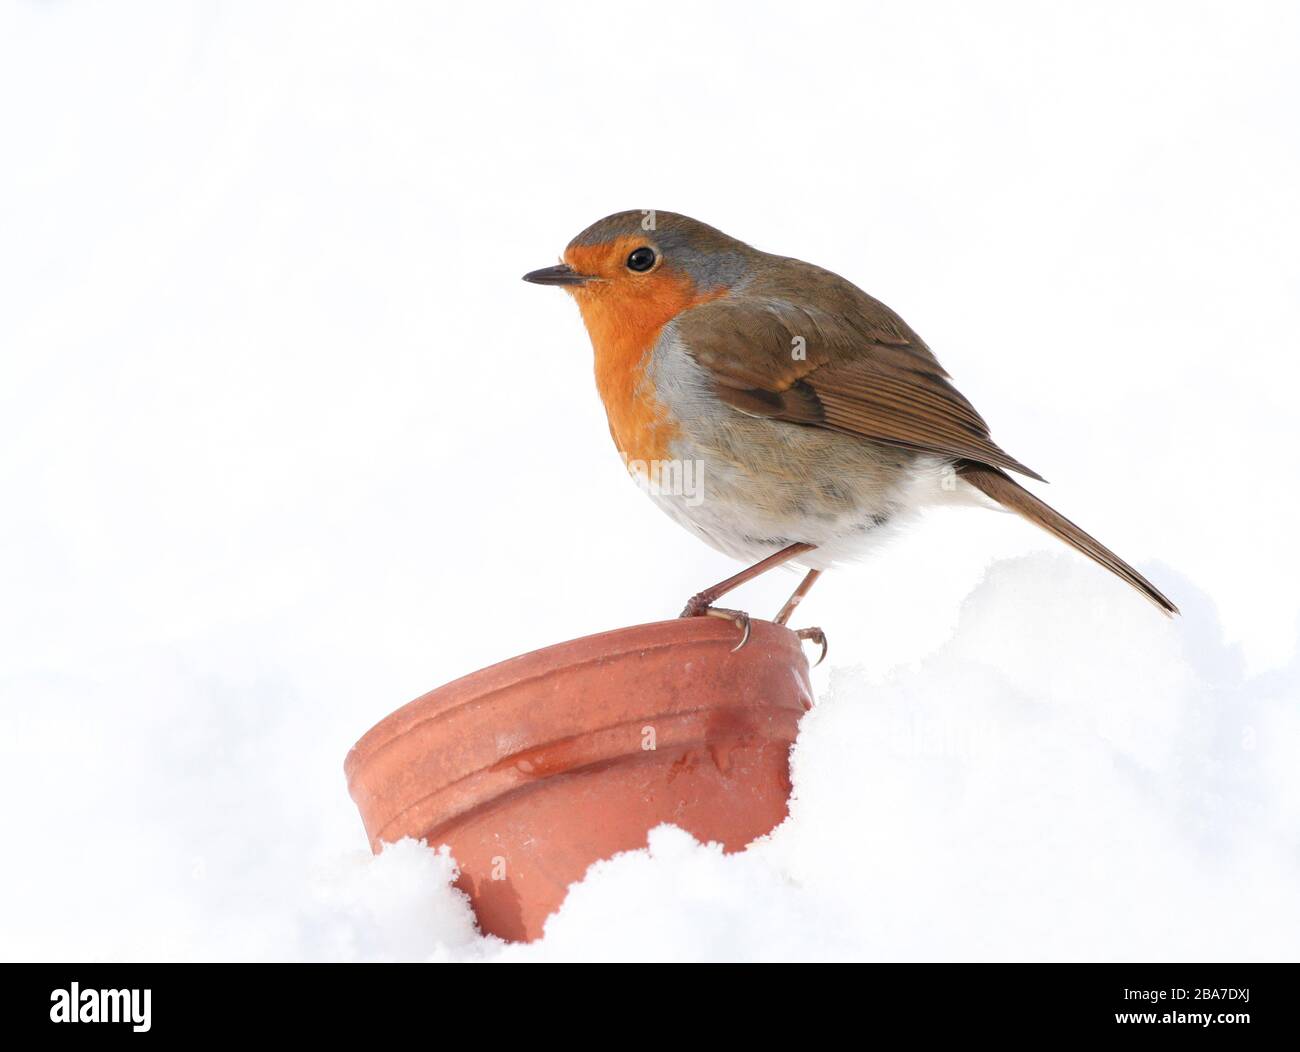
(344, 616), (814, 942)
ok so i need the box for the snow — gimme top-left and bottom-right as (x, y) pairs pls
(2, 1), (1298, 961)
(307, 556), (1300, 962)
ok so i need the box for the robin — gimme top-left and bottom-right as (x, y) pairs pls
(524, 210), (1176, 655)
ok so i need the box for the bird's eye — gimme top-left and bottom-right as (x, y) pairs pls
(626, 247), (657, 272)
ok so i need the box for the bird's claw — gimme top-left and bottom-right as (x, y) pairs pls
(680, 604), (752, 652)
(705, 607), (752, 652)
(795, 626), (828, 666)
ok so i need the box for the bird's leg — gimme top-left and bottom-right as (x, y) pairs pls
(680, 543), (815, 651)
(679, 542), (814, 617)
(774, 568), (822, 626)
(773, 569), (827, 665)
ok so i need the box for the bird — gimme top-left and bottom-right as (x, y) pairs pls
(523, 210), (1177, 655)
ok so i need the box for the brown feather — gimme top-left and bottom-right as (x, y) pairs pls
(957, 461), (1178, 615)
(674, 271), (1046, 482)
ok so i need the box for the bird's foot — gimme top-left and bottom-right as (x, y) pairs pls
(679, 590), (718, 618)
(794, 626), (828, 667)
(680, 597), (752, 653)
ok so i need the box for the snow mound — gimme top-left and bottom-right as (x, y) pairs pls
(303, 553), (1299, 961)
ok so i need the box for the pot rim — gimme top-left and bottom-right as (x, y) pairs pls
(344, 616), (808, 780)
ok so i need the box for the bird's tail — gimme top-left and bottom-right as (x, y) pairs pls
(957, 460), (1178, 616)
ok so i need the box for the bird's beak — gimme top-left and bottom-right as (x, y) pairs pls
(522, 263), (593, 287)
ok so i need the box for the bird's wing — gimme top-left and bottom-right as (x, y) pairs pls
(673, 286), (1045, 482)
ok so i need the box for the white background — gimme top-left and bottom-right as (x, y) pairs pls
(1, 1), (1297, 960)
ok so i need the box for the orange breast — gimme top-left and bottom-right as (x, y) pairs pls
(568, 249), (723, 466)
(587, 309), (679, 465)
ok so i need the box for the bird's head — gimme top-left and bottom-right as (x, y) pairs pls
(524, 210), (752, 341)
